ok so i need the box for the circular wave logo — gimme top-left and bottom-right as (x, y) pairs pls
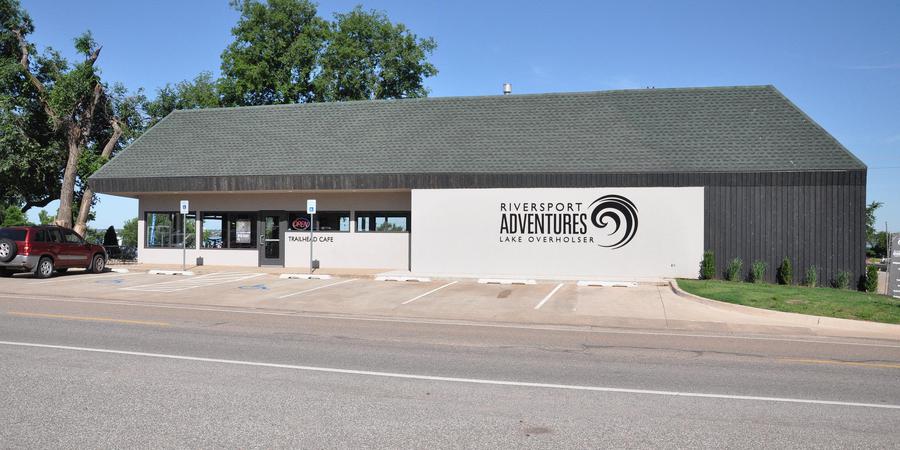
(589, 195), (639, 249)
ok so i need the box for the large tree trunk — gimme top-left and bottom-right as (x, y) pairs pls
(55, 131), (82, 229)
(73, 120), (122, 236)
(73, 187), (92, 237)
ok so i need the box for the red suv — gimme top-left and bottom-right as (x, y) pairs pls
(0, 226), (108, 279)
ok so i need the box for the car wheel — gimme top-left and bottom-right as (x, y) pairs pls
(35, 257), (54, 279)
(56, 268), (68, 274)
(90, 254), (106, 273)
(0, 238), (17, 263)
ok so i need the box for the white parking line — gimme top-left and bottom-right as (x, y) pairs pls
(122, 272), (265, 293)
(534, 283), (565, 310)
(28, 272), (142, 284)
(402, 281), (458, 305)
(1, 340), (897, 410)
(276, 278), (357, 299)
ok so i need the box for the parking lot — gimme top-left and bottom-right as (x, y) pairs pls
(0, 269), (682, 327)
(2, 269), (898, 338)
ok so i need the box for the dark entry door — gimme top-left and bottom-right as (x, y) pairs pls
(258, 212), (286, 266)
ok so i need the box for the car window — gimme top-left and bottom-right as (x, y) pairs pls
(33, 229), (48, 242)
(48, 229), (63, 243)
(0, 229), (27, 241)
(62, 230), (83, 244)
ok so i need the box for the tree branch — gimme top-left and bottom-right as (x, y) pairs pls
(81, 83), (104, 141)
(99, 117), (123, 158)
(12, 28), (58, 125)
(21, 196), (56, 213)
(87, 46), (102, 66)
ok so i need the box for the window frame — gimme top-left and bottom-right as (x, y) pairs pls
(144, 211), (197, 249)
(289, 211), (351, 233)
(199, 211), (258, 250)
(355, 211), (411, 233)
(227, 212), (258, 249)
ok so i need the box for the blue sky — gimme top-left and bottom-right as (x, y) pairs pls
(20, 0), (900, 231)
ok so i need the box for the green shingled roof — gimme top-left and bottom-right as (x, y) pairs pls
(90, 85), (865, 183)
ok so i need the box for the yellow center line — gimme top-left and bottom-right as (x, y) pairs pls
(779, 358), (900, 370)
(6, 311), (170, 327)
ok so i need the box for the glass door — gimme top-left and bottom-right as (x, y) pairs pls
(258, 212), (286, 266)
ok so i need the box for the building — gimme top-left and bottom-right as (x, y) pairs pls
(90, 85), (867, 282)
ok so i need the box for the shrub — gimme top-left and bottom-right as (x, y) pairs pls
(833, 271), (851, 290)
(103, 226), (118, 246)
(864, 265), (879, 293)
(750, 260), (768, 283)
(805, 266), (818, 288)
(776, 257), (793, 285)
(725, 258), (743, 282)
(700, 251), (716, 280)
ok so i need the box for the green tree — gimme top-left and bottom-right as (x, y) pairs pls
(0, 0), (64, 212)
(220, 0), (436, 105)
(2, 0), (145, 234)
(0, 203), (28, 226)
(865, 201), (883, 254)
(121, 217), (137, 248)
(145, 72), (221, 126)
(871, 231), (889, 258)
(312, 6), (437, 101)
(220, 0), (327, 105)
(37, 209), (54, 224)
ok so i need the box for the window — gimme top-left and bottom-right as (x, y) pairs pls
(33, 229), (48, 242)
(289, 212), (350, 232)
(355, 211), (410, 232)
(200, 212), (257, 249)
(62, 229), (83, 244)
(0, 229), (26, 241)
(48, 228), (63, 243)
(228, 213), (257, 248)
(201, 213), (224, 248)
(145, 212), (196, 248)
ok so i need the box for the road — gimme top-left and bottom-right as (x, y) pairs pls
(1, 292), (899, 448)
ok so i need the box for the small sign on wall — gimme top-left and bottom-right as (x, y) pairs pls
(890, 233), (900, 299)
(180, 200), (189, 215)
(307, 199), (317, 215)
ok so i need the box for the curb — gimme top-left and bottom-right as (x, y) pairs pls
(668, 279), (900, 338)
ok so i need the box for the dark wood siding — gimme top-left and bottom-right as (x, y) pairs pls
(93, 169), (866, 285)
(705, 171), (866, 285)
(92, 170), (864, 193)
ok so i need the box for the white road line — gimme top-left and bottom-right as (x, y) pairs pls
(1, 340), (897, 410)
(402, 281), (458, 305)
(277, 279), (357, 299)
(534, 283), (565, 310)
(0, 293), (898, 349)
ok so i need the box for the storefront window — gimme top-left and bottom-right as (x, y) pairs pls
(145, 212), (196, 248)
(289, 212), (350, 232)
(228, 213), (257, 248)
(201, 213), (224, 248)
(356, 212), (410, 232)
(199, 212), (257, 249)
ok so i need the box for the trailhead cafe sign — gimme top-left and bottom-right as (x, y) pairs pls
(411, 187), (705, 278)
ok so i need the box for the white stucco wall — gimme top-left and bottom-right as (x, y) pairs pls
(284, 232), (409, 270)
(137, 191), (410, 269)
(411, 187), (704, 279)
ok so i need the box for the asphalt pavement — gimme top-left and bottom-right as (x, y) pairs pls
(1, 291), (899, 448)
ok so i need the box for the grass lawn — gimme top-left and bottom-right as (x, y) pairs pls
(677, 279), (900, 324)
